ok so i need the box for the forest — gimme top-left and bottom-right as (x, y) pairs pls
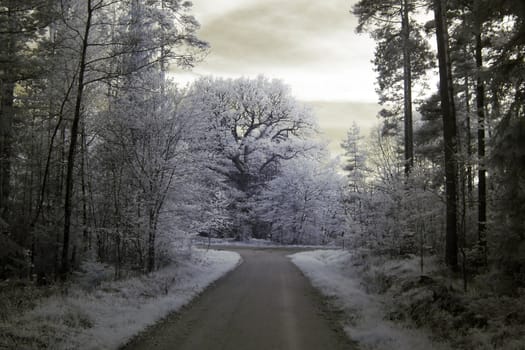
(0, 0), (524, 348)
(0, 0), (346, 282)
(348, 0), (524, 284)
(338, 1), (525, 346)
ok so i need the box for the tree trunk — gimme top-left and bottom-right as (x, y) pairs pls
(0, 4), (15, 223)
(401, 0), (414, 175)
(474, 0), (487, 264)
(81, 123), (89, 251)
(0, 78), (14, 222)
(464, 74), (473, 200)
(434, 0), (459, 271)
(61, 0), (93, 280)
(147, 209), (156, 273)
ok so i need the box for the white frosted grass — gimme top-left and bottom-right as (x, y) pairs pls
(2, 248), (240, 350)
(290, 250), (449, 350)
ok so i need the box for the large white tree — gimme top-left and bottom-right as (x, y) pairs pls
(187, 76), (318, 239)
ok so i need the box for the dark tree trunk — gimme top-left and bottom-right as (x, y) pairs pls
(464, 74), (473, 200)
(0, 79), (14, 222)
(61, 0), (93, 280)
(434, 0), (459, 271)
(81, 123), (89, 251)
(401, 0), (414, 175)
(0, 4), (15, 223)
(147, 209), (156, 273)
(474, 11), (487, 263)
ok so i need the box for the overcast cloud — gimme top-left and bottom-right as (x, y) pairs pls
(173, 0), (381, 154)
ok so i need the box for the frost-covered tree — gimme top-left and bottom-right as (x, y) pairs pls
(0, 0), (208, 279)
(340, 122), (369, 246)
(48, 0), (207, 277)
(96, 74), (188, 272)
(341, 122), (367, 192)
(187, 76), (318, 239)
(346, 125), (445, 256)
(257, 156), (345, 245)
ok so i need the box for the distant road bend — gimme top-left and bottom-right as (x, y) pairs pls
(122, 247), (355, 350)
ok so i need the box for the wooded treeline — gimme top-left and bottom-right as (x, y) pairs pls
(0, 0), (345, 282)
(345, 0), (524, 289)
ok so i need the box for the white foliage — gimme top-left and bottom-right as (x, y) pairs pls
(257, 157), (346, 244)
(183, 76), (322, 238)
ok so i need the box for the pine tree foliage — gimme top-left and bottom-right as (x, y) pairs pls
(341, 122), (368, 192)
(353, 0), (434, 173)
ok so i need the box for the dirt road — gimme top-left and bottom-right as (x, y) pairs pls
(122, 248), (355, 350)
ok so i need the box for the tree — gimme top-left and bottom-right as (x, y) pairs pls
(341, 122), (368, 192)
(188, 76), (318, 239)
(469, 0), (488, 260)
(433, 0), (459, 270)
(353, 0), (433, 174)
(486, 0), (525, 284)
(257, 156), (345, 245)
(49, 0), (207, 278)
(98, 75), (190, 272)
(0, 0), (50, 224)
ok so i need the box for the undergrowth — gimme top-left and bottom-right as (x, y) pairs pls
(354, 252), (525, 349)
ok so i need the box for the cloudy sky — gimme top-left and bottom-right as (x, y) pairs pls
(174, 0), (381, 155)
